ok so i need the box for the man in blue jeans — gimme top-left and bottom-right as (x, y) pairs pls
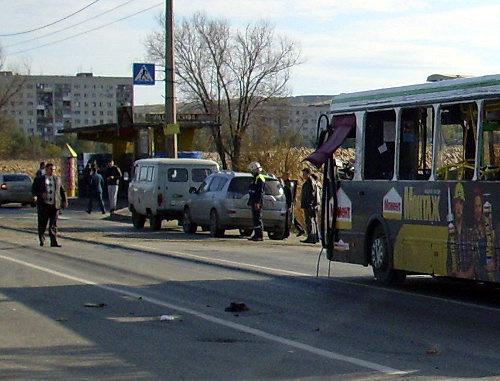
(87, 167), (106, 214)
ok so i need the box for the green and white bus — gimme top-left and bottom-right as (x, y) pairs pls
(308, 74), (499, 284)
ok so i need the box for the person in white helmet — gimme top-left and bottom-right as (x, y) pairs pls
(247, 161), (266, 241)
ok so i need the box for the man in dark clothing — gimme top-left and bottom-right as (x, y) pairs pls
(104, 159), (122, 213)
(281, 172), (305, 238)
(35, 161), (45, 177)
(300, 167), (319, 244)
(32, 163), (68, 247)
(248, 161), (266, 241)
(87, 167), (106, 214)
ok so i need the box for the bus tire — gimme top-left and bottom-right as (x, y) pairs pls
(370, 225), (406, 285)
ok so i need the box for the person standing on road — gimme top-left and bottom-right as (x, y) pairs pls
(300, 167), (319, 244)
(281, 172), (305, 238)
(35, 161), (45, 177)
(248, 161), (266, 241)
(87, 166), (106, 215)
(32, 163), (68, 247)
(104, 159), (122, 214)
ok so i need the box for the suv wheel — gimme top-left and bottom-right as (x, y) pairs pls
(209, 210), (225, 237)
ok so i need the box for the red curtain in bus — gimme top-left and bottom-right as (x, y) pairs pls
(306, 114), (356, 168)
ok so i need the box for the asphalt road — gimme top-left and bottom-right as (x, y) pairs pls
(0, 203), (499, 380)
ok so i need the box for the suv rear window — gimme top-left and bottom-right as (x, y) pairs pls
(4, 174), (31, 182)
(227, 177), (252, 196)
(264, 179), (284, 197)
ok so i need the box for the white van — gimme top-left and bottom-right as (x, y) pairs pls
(128, 158), (219, 229)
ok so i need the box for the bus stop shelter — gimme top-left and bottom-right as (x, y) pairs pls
(59, 107), (218, 170)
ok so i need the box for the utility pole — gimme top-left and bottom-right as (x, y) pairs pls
(164, 0), (177, 157)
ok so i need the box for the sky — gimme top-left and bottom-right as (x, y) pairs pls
(1, 0), (500, 105)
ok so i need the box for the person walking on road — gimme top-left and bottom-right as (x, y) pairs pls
(248, 161), (266, 241)
(32, 163), (68, 247)
(87, 167), (106, 215)
(300, 167), (319, 244)
(104, 159), (122, 213)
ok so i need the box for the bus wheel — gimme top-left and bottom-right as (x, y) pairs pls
(370, 225), (406, 285)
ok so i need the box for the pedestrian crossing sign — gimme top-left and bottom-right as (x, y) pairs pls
(133, 63), (155, 85)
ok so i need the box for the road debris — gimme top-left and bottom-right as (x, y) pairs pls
(225, 302), (249, 313)
(160, 314), (182, 321)
(84, 302), (107, 308)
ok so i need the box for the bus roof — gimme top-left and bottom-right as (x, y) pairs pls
(330, 73), (500, 114)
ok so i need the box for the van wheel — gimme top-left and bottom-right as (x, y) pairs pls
(132, 209), (146, 229)
(268, 230), (286, 240)
(209, 210), (224, 237)
(183, 208), (197, 234)
(150, 214), (162, 231)
(370, 225), (406, 285)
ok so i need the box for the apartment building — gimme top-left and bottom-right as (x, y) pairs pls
(252, 96), (332, 146)
(0, 72), (133, 141)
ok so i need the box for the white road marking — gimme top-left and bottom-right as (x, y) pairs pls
(0, 253), (406, 376)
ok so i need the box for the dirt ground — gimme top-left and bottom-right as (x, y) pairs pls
(0, 159), (58, 177)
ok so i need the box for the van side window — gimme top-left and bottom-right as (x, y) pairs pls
(146, 166), (154, 181)
(139, 166), (148, 181)
(168, 168), (188, 182)
(192, 168), (213, 182)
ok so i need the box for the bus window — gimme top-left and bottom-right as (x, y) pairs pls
(481, 100), (500, 181)
(436, 102), (477, 180)
(364, 110), (395, 179)
(399, 107), (433, 180)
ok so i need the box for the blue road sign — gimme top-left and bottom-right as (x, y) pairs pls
(133, 63), (155, 85)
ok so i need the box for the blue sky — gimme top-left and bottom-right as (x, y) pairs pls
(1, 0), (499, 105)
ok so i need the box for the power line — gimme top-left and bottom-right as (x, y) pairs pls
(0, 1), (101, 37)
(4, 0), (138, 49)
(8, 2), (163, 56)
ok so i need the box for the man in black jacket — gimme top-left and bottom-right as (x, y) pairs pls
(104, 159), (122, 213)
(32, 163), (68, 247)
(281, 172), (305, 238)
(300, 168), (319, 244)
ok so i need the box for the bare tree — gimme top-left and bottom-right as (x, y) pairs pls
(145, 13), (301, 169)
(0, 44), (29, 113)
